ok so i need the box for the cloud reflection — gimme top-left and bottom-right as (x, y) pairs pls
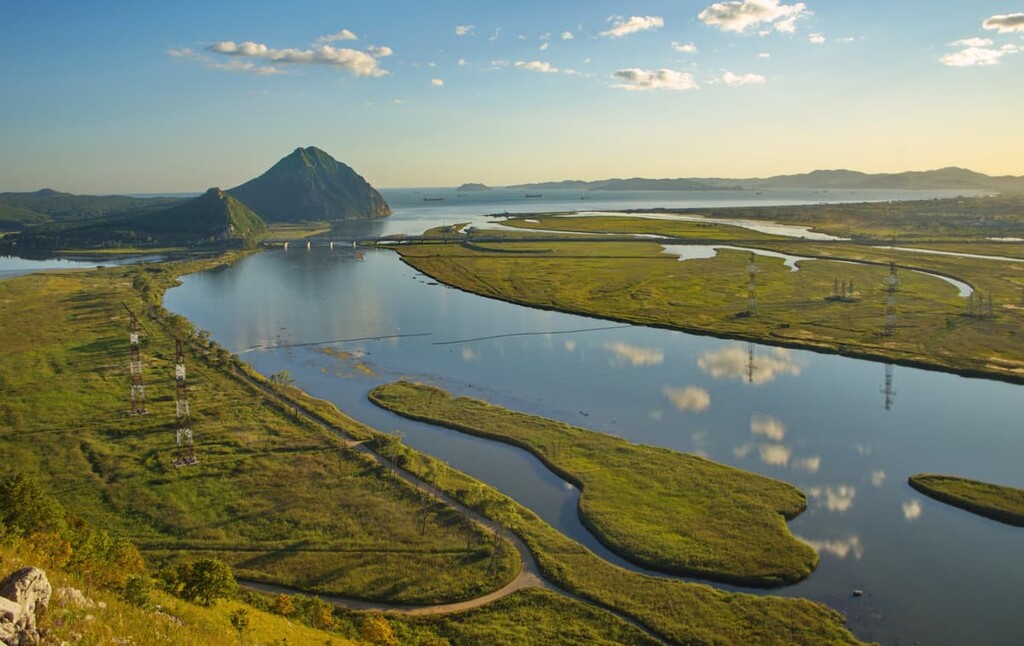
(759, 444), (791, 466)
(698, 345), (802, 384)
(751, 414), (786, 441)
(564, 340), (577, 352)
(871, 470), (886, 487)
(662, 386), (711, 412)
(802, 535), (864, 560)
(733, 443), (754, 459)
(791, 456), (821, 474)
(461, 347), (480, 362)
(902, 499), (922, 521)
(604, 342), (664, 366)
(809, 485), (856, 513)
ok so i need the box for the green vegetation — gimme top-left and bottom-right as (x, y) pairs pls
(0, 188), (184, 231)
(370, 381), (816, 586)
(395, 223), (1024, 382)
(503, 213), (782, 240)
(909, 474), (1024, 527)
(1, 188), (266, 251)
(0, 261), (517, 605)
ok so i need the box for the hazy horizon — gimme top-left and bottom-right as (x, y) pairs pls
(1, 1), (1022, 193)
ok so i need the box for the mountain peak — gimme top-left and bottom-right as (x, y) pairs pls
(229, 147), (390, 222)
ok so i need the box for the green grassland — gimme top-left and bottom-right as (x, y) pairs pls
(908, 474), (1024, 527)
(272, 376), (863, 644)
(370, 381), (816, 587)
(395, 226), (1024, 382)
(0, 262), (518, 605)
(503, 213), (783, 241)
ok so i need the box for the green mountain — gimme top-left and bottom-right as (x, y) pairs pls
(0, 189), (184, 231)
(0, 188), (266, 250)
(229, 146), (391, 222)
(457, 182), (492, 191)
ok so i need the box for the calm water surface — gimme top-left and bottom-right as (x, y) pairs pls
(165, 189), (1021, 646)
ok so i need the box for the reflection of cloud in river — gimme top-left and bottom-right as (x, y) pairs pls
(809, 485), (856, 512)
(791, 456), (821, 474)
(698, 346), (802, 384)
(604, 342), (664, 366)
(871, 470), (886, 487)
(733, 443), (754, 459)
(461, 347), (480, 362)
(751, 414), (786, 441)
(564, 340), (576, 352)
(902, 499), (922, 521)
(759, 444), (791, 466)
(649, 410), (664, 421)
(662, 386), (711, 412)
(853, 444), (872, 457)
(801, 535), (864, 560)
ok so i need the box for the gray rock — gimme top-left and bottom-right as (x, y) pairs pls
(0, 567), (52, 645)
(0, 597), (22, 646)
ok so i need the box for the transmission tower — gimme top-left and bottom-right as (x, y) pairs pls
(747, 253), (759, 317)
(124, 305), (148, 415)
(881, 363), (896, 411)
(173, 338), (198, 467)
(883, 263), (900, 336)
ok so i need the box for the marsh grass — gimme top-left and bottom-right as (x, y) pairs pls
(909, 474), (1024, 527)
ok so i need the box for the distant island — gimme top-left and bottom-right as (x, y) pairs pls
(456, 183), (492, 192)
(508, 167), (1024, 193)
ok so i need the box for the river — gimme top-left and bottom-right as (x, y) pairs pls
(151, 188), (1020, 645)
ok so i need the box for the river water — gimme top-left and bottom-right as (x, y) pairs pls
(156, 188), (1019, 646)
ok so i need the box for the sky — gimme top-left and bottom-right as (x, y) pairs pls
(1, 1), (1023, 193)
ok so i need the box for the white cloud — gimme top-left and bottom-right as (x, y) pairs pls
(489, 28), (502, 42)
(809, 32), (826, 44)
(871, 470), (886, 487)
(515, 60), (558, 73)
(759, 444), (791, 466)
(455, 24), (475, 36)
(601, 15), (665, 38)
(431, 78), (444, 87)
(167, 47), (195, 58)
(699, 346), (800, 383)
(539, 32), (552, 41)
(612, 68), (699, 91)
(750, 414), (786, 441)
(902, 499), (922, 521)
(561, 31), (575, 40)
(757, 51), (771, 58)
(210, 60), (284, 75)
(316, 29), (357, 44)
(836, 36), (856, 44)
(791, 456), (821, 474)
(951, 37), (993, 48)
(539, 42), (550, 51)
(722, 71), (767, 85)
(205, 40), (391, 77)
(802, 535), (864, 560)
(941, 46), (1012, 67)
(699, 0), (809, 34)
(662, 386), (712, 412)
(671, 41), (698, 53)
(490, 60), (510, 69)
(458, 58), (468, 66)
(983, 13), (1024, 34)
(603, 342), (664, 366)
(809, 485), (856, 512)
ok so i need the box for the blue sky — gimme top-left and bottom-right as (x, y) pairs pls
(1, 1), (1022, 192)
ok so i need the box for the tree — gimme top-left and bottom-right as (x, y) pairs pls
(176, 558), (237, 606)
(0, 473), (67, 537)
(273, 593), (295, 616)
(230, 608), (251, 641)
(269, 370), (294, 387)
(359, 614), (398, 645)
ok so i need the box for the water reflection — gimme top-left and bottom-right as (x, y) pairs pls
(871, 470), (887, 488)
(802, 535), (865, 560)
(902, 500), (923, 521)
(809, 485), (857, 513)
(751, 414), (786, 441)
(792, 456), (822, 474)
(881, 364), (896, 411)
(759, 444), (792, 467)
(662, 386), (711, 412)
(603, 342), (664, 366)
(698, 344), (803, 384)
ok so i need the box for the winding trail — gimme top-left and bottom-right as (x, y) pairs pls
(227, 363), (662, 641)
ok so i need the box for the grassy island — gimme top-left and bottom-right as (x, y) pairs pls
(908, 474), (1024, 526)
(0, 260), (518, 605)
(370, 381), (817, 587)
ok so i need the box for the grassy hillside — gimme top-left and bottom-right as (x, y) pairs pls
(909, 474), (1024, 526)
(0, 188), (183, 230)
(0, 261), (517, 605)
(0, 188), (266, 250)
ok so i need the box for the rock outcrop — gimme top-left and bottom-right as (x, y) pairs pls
(0, 567), (52, 646)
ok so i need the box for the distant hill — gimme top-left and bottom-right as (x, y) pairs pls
(510, 168), (1024, 193)
(0, 189), (184, 231)
(0, 188), (266, 250)
(229, 146), (391, 222)
(457, 183), (492, 191)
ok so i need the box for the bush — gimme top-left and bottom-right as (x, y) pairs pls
(175, 557), (238, 606)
